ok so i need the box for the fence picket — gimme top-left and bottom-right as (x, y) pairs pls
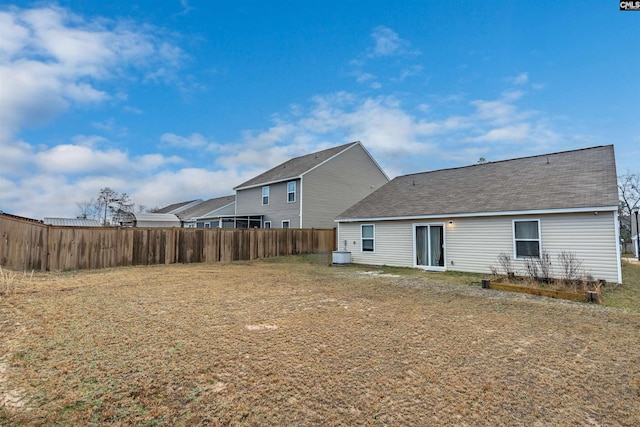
(0, 214), (336, 271)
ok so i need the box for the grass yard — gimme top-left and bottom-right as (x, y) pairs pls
(1, 256), (639, 426)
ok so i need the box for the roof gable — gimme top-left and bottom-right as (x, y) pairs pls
(234, 142), (362, 190)
(175, 195), (236, 220)
(337, 145), (618, 220)
(154, 199), (201, 214)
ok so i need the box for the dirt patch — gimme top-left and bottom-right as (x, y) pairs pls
(1, 259), (639, 426)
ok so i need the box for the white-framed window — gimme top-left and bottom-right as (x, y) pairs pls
(264, 221), (271, 229)
(287, 181), (296, 203)
(361, 224), (375, 252)
(513, 219), (541, 258)
(282, 220), (290, 229)
(413, 223), (445, 270)
(204, 222), (211, 229)
(262, 186), (270, 205)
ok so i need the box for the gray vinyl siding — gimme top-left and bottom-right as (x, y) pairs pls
(338, 221), (414, 267)
(302, 144), (388, 229)
(338, 211), (620, 283)
(235, 180), (300, 228)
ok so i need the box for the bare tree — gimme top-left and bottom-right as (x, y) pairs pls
(110, 192), (134, 225)
(96, 187), (118, 226)
(95, 187), (135, 226)
(76, 199), (97, 219)
(618, 172), (640, 243)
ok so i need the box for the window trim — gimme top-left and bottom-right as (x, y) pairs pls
(282, 220), (290, 229)
(262, 186), (270, 206)
(412, 222), (446, 271)
(287, 181), (296, 203)
(513, 219), (541, 259)
(361, 224), (375, 253)
(264, 221), (271, 229)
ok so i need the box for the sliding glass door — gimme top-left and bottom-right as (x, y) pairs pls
(414, 224), (445, 270)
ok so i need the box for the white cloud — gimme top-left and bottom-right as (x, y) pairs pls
(0, 5), (193, 219)
(470, 91), (531, 126)
(1, 80), (563, 219)
(160, 132), (211, 149)
(508, 72), (529, 85)
(177, 0), (195, 17)
(0, 5), (185, 137)
(0, 5), (564, 225)
(131, 168), (244, 209)
(35, 144), (130, 174)
(71, 134), (109, 147)
(368, 26), (419, 58)
(391, 65), (424, 82)
(348, 26), (421, 88)
(0, 9), (30, 60)
(471, 123), (531, 142)
(33, 141), (185, 175)
(350, 70), (377, 84)
(0, 138), (33, 176)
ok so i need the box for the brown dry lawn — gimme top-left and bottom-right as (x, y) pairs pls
(1, 256), (639, 426)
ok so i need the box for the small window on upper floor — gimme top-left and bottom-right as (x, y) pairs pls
(262, 186), (269, 205)
(287, 181), (296, 203)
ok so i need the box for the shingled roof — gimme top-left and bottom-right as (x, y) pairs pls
(337, 145), (618, 220)
(234, 142), (360, 190)
(175, 195), (236, 220)
(154, 200), (200, 214)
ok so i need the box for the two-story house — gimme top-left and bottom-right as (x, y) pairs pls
(233, 141), (389, 229)
(176, 195), (237, 228)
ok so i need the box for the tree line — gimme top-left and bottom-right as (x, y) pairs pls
(76, 187), (159, 226)
(619, 172), (640, 248)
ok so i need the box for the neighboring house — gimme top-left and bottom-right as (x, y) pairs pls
(153, 199), (202, 214)
(44, 217), (101, 227)
(234, 141), (389, 229)
(336, 145), (622, 284)
(120, 213), (181, 228)
(176, 195), (241, 228)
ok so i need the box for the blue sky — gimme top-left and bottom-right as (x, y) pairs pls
(1, 1), (639, 219)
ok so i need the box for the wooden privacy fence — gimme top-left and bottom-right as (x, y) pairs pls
(0, 214), (336, 271)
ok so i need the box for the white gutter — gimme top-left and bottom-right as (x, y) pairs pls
(335, 206), (619, 223)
